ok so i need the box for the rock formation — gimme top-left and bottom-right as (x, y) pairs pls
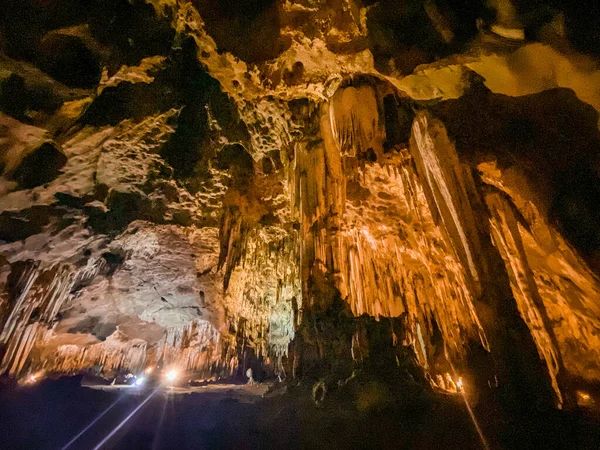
(1, 0), (600, 416)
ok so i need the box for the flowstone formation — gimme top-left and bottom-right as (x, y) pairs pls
(1, 0), (600, 420)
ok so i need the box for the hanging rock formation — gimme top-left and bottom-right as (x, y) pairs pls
(1, 0), (600, 418)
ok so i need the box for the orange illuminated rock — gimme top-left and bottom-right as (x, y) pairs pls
(0, 0), (599, 415)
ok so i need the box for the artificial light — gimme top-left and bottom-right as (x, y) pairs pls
(165, 370), (178, 382)
(576, 390), (593, 406)
(24, 372), (44, 385)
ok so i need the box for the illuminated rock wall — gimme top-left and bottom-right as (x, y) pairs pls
(0, 0), (600, 412)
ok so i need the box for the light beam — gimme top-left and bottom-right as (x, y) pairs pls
(61, 394), (126, 450)
(91, 387), (160, 450)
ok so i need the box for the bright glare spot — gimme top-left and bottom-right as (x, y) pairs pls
(165, 370), (178, 382)
(135, 376), (145, 386)
(24, 372), (44, 385)
(145, 367), (153, 374)
(576, 390), (594, 407)
(435, 373), (464, 394)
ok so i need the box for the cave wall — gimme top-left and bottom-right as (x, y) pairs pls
(0, 0), (600, 410)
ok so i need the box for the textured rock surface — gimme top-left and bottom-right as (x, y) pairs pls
(1, 0), (600, 417)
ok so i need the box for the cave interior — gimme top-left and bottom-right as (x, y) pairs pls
(1, 1), (600, 449)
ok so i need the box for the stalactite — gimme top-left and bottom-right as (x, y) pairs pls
(405, 113), (559, 408)
(0, 29), (599, 414)
(218, 205), (245, 291)
(33, 320), (234, 378)
(0, 256), (113, 377)
(334, 156), (488, 370)
(48, 331), (148, 375)
(410, 112), (483, 291)
(224, 227), (300, 360)
(486, 192), (566, 404)
(155, 320), (236, 377)
(0, 260), (39, 342)
(0, 264), (75, 376)
(288, 96), (490, 383)
(329, 83), (385, 157)
(485, 187), (600, 406)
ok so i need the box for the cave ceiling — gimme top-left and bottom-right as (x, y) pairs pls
(1, 0), (600, 408)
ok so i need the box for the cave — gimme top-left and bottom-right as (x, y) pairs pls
(1, 1), (600, 449)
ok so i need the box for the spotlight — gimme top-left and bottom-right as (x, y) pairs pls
(134, 376), (145, 386)
(456, 378), (464, 392)
(144, 367), (153, 375)
(577, 390), (594, 406)
(165, 370), (178, 383)
(24, 372), (44, 385)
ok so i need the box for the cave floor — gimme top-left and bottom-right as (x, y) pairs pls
(1, 379), (600, 450)
(84, 382), (271, 403)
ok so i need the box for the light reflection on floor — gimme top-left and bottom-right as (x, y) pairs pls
(84, 382), (271, 403)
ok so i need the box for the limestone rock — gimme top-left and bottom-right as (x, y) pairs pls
(0, 0), (600, 416)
